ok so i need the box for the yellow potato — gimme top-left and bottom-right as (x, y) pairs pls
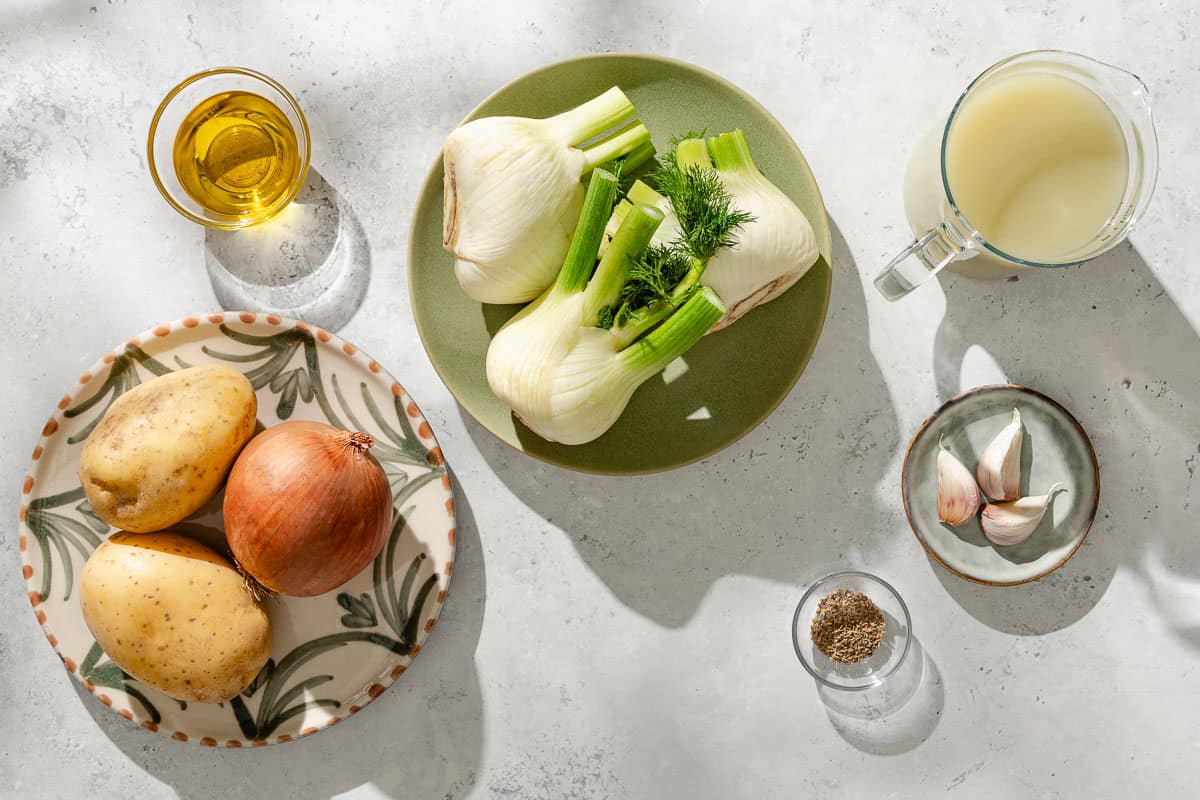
(80, 531), (272, 703)
(79, 364), (257, 532)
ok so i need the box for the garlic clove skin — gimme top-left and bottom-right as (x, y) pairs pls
(977, 408), (1024, 501)
(981, 483), (1067, 546)
(937, 437), (982, 526)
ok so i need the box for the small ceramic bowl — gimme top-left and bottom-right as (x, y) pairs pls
(902, 385), (1100, 586)
(792, 571), (912, 691)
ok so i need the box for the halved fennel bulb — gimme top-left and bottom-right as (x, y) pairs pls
(702, 130), (819, 330)
(606, 131), (819, 331)
(443, 87), (654, 304)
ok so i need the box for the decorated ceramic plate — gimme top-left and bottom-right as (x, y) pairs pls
(902, 385), (1100, 586)
(408, 53), (832, 474)
(18, 313), (455, 746)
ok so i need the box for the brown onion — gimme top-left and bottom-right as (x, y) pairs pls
(223, 420), (393, 597)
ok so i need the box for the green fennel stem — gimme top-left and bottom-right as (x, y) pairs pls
(618, 140), (657, 175)
(547, 87), (638, 144)
(674, 138), (713, 169)
(584, 204), (664, 325)
(611, 200), (632, 226)
(555, 169), (620, 294)
(706, 129), (759, 175)
(627, 180), (665, 207)
(617, 287), (725, 376)
(582, 121), (653, 172)
(609, 258), (704, 349)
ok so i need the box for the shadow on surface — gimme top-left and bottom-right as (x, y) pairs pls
(205, 167), (370, 332)
(930, 243), (1200, 640)
(927, 552), (1104, 635)
(817, 637), (943, 756)
(464, 219), (902, 626)
(83, 476), (486, 800)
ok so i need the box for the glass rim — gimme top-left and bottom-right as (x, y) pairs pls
(938, 49), (1156, 269)
(791, 570), (913, 691)
(146, 66), (312, 230)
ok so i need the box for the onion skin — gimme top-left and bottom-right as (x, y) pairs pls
(223, 420), (393, 597)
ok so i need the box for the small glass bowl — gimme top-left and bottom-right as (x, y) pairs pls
(792, 571), (912, 691)
(147, 67), (311, 229)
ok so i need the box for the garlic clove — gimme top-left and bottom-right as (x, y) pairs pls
(980, 483), (1067, 546)
(977, 408), (1024, 501)
(937, 437), (982, 526)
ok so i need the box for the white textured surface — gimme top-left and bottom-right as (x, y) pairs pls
(3, 2), (1199, 798)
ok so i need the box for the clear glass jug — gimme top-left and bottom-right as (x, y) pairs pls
(875, 50), (1158, 301)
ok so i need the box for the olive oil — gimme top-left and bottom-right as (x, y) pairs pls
(172, 91), (304, 223)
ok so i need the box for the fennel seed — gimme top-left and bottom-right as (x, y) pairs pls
(810, 588), (885, 664)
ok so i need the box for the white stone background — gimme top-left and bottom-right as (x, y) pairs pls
(3, 1), (1199, 798)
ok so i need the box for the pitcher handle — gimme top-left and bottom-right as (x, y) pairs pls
(874, 221), (977, 301)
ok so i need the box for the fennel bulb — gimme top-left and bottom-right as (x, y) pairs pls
(486, 169), (727, 445)
(443, 87), (654, 304)
(702, 130), (819, 330)
(610, 132), (819, 331)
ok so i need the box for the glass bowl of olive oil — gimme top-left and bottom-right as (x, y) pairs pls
(148, 67), (310, 229)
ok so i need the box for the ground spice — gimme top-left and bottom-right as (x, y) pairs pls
(810, 588), (885, 664)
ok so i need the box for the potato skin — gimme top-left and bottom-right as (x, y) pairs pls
(79, 365), (257, 533)
(79, 531), (272, 703)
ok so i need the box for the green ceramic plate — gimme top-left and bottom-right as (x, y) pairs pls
(902, 385), (1100, 586)
(408, 53), (832, 474)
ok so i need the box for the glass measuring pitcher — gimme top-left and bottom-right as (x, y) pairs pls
(875, 51), (1158, 301)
